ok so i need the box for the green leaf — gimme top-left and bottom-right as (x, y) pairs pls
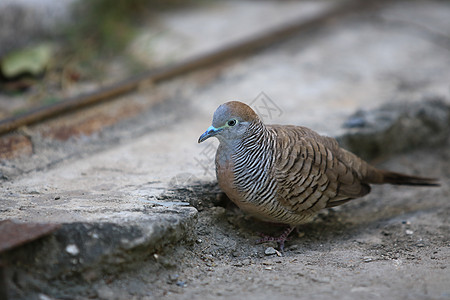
(1, 43), (53, 78)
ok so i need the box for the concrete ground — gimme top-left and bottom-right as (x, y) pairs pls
(0, 1), (449, 299)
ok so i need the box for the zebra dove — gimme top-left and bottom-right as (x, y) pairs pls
(198, 101), (439, 250)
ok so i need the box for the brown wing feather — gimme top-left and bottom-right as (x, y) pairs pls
(269, 125), (372, 213)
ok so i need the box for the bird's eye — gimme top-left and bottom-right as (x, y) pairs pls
(227, 119), (237, 127)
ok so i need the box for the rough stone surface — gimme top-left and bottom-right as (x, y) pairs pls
(338, 99), (450, 160)
(2, 207), (197, 299)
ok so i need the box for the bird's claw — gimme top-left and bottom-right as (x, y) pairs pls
(256, 227), (295, 252)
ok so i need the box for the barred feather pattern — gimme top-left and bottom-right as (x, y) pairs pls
(228, 120), (280, 221)
(220, 121), (378, 225)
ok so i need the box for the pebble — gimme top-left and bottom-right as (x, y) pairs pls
(286, 244), (299, 251)
(38, 294), (52, 300)
(311, 277), (331, 284)
(176, 281), (186, 287)
(297, 231), (305, 238)
(65, 244), (79, 256)
(168, 274), (179, 283)
(363, 257), (374, 263)
(265, 247), (277, 256)
(96, 285), (115, 299)
(90, 232), (99, 239)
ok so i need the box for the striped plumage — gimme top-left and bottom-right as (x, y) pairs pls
(198, 101), (439, 249)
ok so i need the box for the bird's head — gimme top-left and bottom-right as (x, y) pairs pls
(198, 101), (260, 143)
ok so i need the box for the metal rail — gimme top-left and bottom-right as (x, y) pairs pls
(0, 0), (384, 136)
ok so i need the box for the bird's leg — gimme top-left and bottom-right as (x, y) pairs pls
(256, 226), (296, 252)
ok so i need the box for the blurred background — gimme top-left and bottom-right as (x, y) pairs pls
(0, 0), (332, 119)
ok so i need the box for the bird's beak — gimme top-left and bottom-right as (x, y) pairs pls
(198, 126), (221, 143)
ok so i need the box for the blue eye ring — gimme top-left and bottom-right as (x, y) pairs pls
(227, 119), (237, 126)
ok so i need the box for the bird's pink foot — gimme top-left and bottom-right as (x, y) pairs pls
(256, 226), (295, 252)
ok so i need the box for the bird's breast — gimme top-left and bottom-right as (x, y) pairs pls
(216, 142), (276, 211)
(215, 148), (242, 205)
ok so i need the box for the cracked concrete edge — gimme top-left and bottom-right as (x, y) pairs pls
(2, 206), (198, 298)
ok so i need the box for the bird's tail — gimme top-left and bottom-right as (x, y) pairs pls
(380, 170), (440, 186)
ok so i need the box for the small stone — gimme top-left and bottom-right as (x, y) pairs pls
(168, 274), (179, 283)
(297, 231), (305, 238)
(363, 257), (373, 262)
(176, 281), (186, 287)
(405, 230), (414, 235)
(311, 276), (331, 283)
(97, 285), (115, 299)
(38, 294), (53, 300)
(65, 244), (79, 256)
(265, 247), (277, 256)
(286, 244), (299, 251)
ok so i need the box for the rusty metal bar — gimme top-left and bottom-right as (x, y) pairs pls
(0, 0), (384, 136)
(0, 220), (61, 253)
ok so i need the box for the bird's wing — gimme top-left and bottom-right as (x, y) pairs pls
(269, 125), (370, 213)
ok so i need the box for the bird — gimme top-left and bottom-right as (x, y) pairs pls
(198, 101), (439, 251)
